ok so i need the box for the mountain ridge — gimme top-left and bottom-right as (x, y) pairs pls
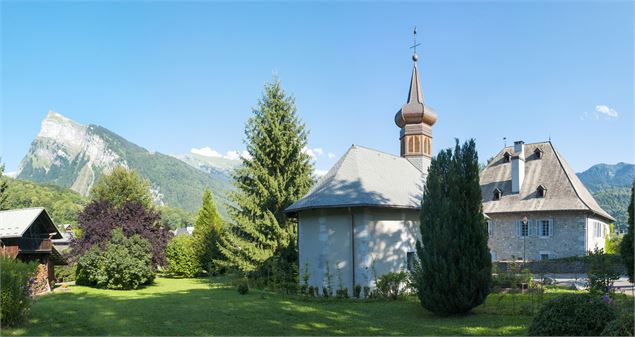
(17, 112), (234, 214)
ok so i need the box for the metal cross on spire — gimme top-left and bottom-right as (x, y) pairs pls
(410, 27), (421, 62)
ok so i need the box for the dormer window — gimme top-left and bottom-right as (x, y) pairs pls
(534, 148), (544, 159)
(503, 152), (511, 163)
(493, 188), (503, 201)
(536, 185), (547, 198)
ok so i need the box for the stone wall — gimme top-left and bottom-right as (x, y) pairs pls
(487, 211), (592, 261)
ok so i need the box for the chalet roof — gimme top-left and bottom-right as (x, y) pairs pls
(285, 145), (423, 213)
(480, 141), (614, 221)
(0, 208), (62, 239)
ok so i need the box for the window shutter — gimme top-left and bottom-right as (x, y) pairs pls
(528, 220), (534, 236)
(516, 221), (520, 237)
(549, 219), (554, 237)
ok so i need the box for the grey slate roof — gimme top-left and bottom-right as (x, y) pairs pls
(285, 145), (423, 213)
(0, 208), (63, 239)
(480, 141), (614, 221)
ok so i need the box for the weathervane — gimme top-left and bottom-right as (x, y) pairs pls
(410, 27), (421, 62)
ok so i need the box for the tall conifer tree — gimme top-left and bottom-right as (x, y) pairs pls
(620, 181), (634, 282)
(217, 78), (314, 275)
(414, 139), (491, 315)
(192, 188), (223, 271)
(0, 162), (9, 211)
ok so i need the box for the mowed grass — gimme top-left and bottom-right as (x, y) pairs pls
(1, 277), (588, 336)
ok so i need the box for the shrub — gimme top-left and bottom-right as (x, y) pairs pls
(353, 284), (362, 299)
(54, 264), (77, 283)
(236, 279), (249, 295)
(587, 248), (621, 294)
(601, 311), (635, 336)
(165, 235), (202, 278)
(0, 256), (37, 327)
(76, 229), (155, 289)
(528, 293), (616, 336)
(377, 271), (409, 300)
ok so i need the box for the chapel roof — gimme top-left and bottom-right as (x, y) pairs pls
(285, 145), (423, 214)
(480, 141), (614, 221)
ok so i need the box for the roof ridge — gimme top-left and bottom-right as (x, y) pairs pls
(0, 207), (45, 213)
(350, 144), (404, 160)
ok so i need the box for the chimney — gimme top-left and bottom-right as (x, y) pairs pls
(511, 141), (525, 193)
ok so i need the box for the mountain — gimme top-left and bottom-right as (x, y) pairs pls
(174, 153), (241, 177)
(577, 162), (634, 229)
(17, 112), (233, 214)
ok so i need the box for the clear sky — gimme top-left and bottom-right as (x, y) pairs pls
(1, 1), (633, 174)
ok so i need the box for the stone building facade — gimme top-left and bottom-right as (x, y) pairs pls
(481, 141), (614, 262)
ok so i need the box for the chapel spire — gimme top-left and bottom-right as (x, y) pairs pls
(394, 27), (437, 172)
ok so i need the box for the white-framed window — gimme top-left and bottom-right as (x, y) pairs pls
(593, 221), (604, 238)
(487, 221), (494, 237)
(539, 219), (553, 237)
(516, 220), (530, 237)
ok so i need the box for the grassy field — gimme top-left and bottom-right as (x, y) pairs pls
(0, 277), (619, 336)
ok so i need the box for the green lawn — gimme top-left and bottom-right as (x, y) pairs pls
(0, 277), (599, 336)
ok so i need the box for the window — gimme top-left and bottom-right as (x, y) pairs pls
(406, 252), (415, 272)
(491, 250), (497, 262)
(503, 152), (511, 163)
(534, 148), (543, 159)
(539, 220), (552, 237)
(493, 188), (502, 201)
(487, 221), (494, 237)
(540, 253), (550, 261)
(517, 220), (529, 237)
(594, 221), (604, 238)
(536, 185), (547, 198)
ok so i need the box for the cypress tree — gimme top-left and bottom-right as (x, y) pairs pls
(620, 181), (634, 282)
(217, 78), (314, 276)
(414, 139), (491, 315)
(192, 188), (223, 272)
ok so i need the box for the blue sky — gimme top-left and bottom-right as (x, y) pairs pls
(1, 1), (633, 174)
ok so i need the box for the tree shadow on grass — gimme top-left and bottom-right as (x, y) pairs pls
(4, 283), (531, 336)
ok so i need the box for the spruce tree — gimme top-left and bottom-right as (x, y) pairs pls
(192, 188), (223, 272)
(414, 139), (491, 315)
(620, 181), (634, 282)
(217, 78), (314, 276)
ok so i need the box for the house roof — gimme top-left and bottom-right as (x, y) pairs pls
(480, 141), (614, 221)
(285, 145), (423, 213)
(0, 208), (63, 239)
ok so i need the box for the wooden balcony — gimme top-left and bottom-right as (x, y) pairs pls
(18, 238), (52, 253)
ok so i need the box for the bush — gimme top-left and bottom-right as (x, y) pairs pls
(0, 256), (37, 327)
(54, 264), (76, 283)
(376, 271), (409, 300)
(601, 311), (635, 336)
(528, 293), (616, 336)
(587, 248), (621, 294)
(165, 235), (202, 278)
(236, 279), (249, 295)
(76, 229), (155, 290)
